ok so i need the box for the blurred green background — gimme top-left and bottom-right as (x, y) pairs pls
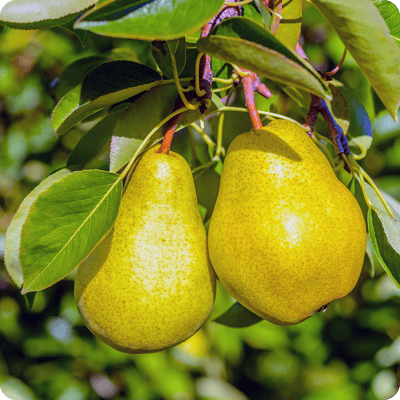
(1, 3), (400, 399)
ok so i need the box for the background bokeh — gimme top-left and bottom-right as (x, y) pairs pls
(1, 3), (400, 399)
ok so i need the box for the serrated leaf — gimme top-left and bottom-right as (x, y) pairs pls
(110, 136), (144, 173)
(197, 17), (331, 100)
(75, 0), (225, 40)
(151, 38), (186, 79)
(4, 169), (71, 288)
(275, 0), (302, 49)
(67, 107), (128, 169)
(214, 302), (263, 328)
(372, 0), (400, 47)
(0, 0), (97, 29)
(20, 170), (122, 293)
(51, 62), (162, 135)
(368, 208), (400, 288)
(310, 0), (400, 121)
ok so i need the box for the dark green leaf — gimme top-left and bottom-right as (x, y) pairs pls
(75, 0), (225, 40)
(4, 169), (71, 288)
(80, 60), (161, 104)
(214, 302), (263, 328)
(194, 166), (221, 220)
(67, 107), (128, 169)
(0, 0), (96, 29)
(52, 55), (108, 101)
(20, 170), (122, 293)
(368, 208), (400, 289)
(59, 15), (93, 47)
(310, 0), (400, 120)
(51, 64), (162, 135)
(151, 38), (186, 79)
(179, 48), (199, 78)
(197, 17), (331, 100)
(113, 83), (179, 140)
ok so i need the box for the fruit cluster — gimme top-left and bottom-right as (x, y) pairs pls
(74, 119), (367, 354)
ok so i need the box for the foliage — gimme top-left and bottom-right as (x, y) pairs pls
(1, 0), (400, 399)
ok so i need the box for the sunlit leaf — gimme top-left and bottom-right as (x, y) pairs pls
(4, 169), (71, 288)
(75, 0), (225, 40)
(372, 0), (400, 47)
(20, 170), (122, 293)
(0, 0), (97, 29)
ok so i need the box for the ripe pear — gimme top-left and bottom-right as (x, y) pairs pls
(208, 120), (367, 326)
(74, 145), (216, 353)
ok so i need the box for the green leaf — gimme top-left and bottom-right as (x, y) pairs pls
(80, 60), (161, 104)
(310, 0), (400, 121)
(253, 0), (272, 27)
(372, 0), (400, 47)
(365, 236), (376, 278)
(75, 0), (225, 40)
(275, 0), (302, 49)
(67, 107), (128, 169)
(113, 83), (179, 140)
(328, 84), (350, 135)
(4, 169), (71, 288)
(197, 17), (331, 100)
(109, 136), (144, 173)
(59, 15), (93, 47)
(52, 55), (108, 101)
(51, 62), (162, 135)
(20, 170), (122, 293)
(348, 135), (373, 154)
(151, 38), (186, 79)
(368, 208), (400, 288)
(339, 86), (373, 138)
(213, 302), (263, 328)
(0, 0), (96, 29)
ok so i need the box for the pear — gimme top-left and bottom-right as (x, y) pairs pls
(74, 145), (216, 353)
(208, 120), (367, 326)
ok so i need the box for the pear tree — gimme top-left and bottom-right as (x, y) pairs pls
(2, 0), (400, 354)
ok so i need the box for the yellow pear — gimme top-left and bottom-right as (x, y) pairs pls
(208, 120), (367, 326)
(74, 145), (216, 353)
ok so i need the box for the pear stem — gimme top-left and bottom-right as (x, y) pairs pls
(120, 106), (189, 180)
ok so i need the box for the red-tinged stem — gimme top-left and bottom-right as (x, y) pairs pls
(242, 73), (263, 130)
(156, 111), (184, 154)
(326, 49), (347, 77)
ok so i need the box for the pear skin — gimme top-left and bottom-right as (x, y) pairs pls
(208, 120), (367, 325)
(74, 146), (216, 353)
